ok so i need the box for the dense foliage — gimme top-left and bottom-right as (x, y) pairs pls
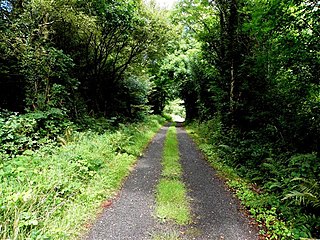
(168, 0), (320, 238)
(1, 0), (320, 238)
(0, 1), (171, 238)
(0, 0), (175, 119)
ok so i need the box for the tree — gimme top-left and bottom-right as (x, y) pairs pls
(0, 0), (174, 120)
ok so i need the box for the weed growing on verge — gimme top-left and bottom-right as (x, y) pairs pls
(156, 126), (191, 225)
(0, 115), (165, 239)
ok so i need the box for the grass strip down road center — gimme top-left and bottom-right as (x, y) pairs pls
(155, 125), (191, 225)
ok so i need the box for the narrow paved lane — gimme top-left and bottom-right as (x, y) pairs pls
(177, 126), (258, 240)
(85, 124), (259, 240)
(85, 126), (168, 240)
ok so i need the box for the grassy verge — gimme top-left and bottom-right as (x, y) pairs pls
(186, 122), (318, 239)
(0, 115), (165, 239)
(155, 126), (191, 225)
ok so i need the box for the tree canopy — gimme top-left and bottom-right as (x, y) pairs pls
(0, 0), (176, 119)
(1, 0), (320, 238)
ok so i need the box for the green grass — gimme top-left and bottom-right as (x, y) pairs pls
(0, 115), (165, 239)
(162, 126), (181, 179)
(155, 126), (191, 225)
(152, 230), (181, 240)
(156, 180), (190, 224)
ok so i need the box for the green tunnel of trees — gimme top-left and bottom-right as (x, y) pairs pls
(1, 0), (319, 238)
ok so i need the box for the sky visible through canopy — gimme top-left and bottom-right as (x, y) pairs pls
(148, 0), (178, 9)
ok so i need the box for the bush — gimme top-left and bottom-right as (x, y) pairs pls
(0, 109), (74, 157)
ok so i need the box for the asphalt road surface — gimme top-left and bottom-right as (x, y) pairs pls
(85, 125), (258, 240)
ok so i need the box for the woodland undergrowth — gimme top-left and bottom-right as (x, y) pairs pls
(187, 118), (320, 240)
(0, 112), (165, 239)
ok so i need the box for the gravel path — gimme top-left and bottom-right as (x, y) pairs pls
(85, 124), (259, 240)
(85, 126), (168, 240)
(177, 126), (258, 240)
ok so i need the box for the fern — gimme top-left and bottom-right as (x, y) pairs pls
(283, 178), (320, 209)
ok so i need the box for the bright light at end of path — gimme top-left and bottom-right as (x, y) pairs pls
(144, 0), (178, 9)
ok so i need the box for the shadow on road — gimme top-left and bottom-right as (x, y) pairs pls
(175, 121), (184, 128)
